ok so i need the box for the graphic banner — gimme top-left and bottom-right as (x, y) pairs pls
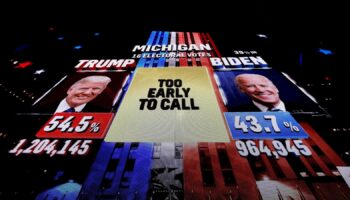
(105, 67), (229, 142)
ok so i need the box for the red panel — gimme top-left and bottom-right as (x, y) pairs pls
(226, 142), (260, 200)
(36, 112), (113, 139)
(184, 144), (205, 199)
(177, 32), (188, 66)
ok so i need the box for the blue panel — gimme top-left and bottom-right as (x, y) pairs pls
(157, 31), (169, 67)
(225, 112), (309, 139)
(78, 142), (116, 199)
(137, 31), (158, 68)
(162, 32), (169, 45)
(136, 57), (147, 68)
(120, 143), (153, 200)
(149, 31), (162, 67)
(147, 31), (157, 45)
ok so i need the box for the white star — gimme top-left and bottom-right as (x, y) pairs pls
(257, 34), (268, 38)
(34, 69), (45, 75)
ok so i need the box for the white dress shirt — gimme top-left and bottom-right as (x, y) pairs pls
(55, 98), (86, 113)
(253, 100), (286, 112)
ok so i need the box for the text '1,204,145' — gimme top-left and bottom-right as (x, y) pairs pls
(9, 139), (92, 157)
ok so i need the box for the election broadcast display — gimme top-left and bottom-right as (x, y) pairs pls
(1, 31), (350, 200)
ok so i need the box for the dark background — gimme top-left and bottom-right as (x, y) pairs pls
(0, 1), (349, 134)
(1, 2), (350, 198)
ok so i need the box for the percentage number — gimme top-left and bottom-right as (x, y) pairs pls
(234, 115), (281, 133)
(43, 116), (100, 133)
(234, 115), (301, 134)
